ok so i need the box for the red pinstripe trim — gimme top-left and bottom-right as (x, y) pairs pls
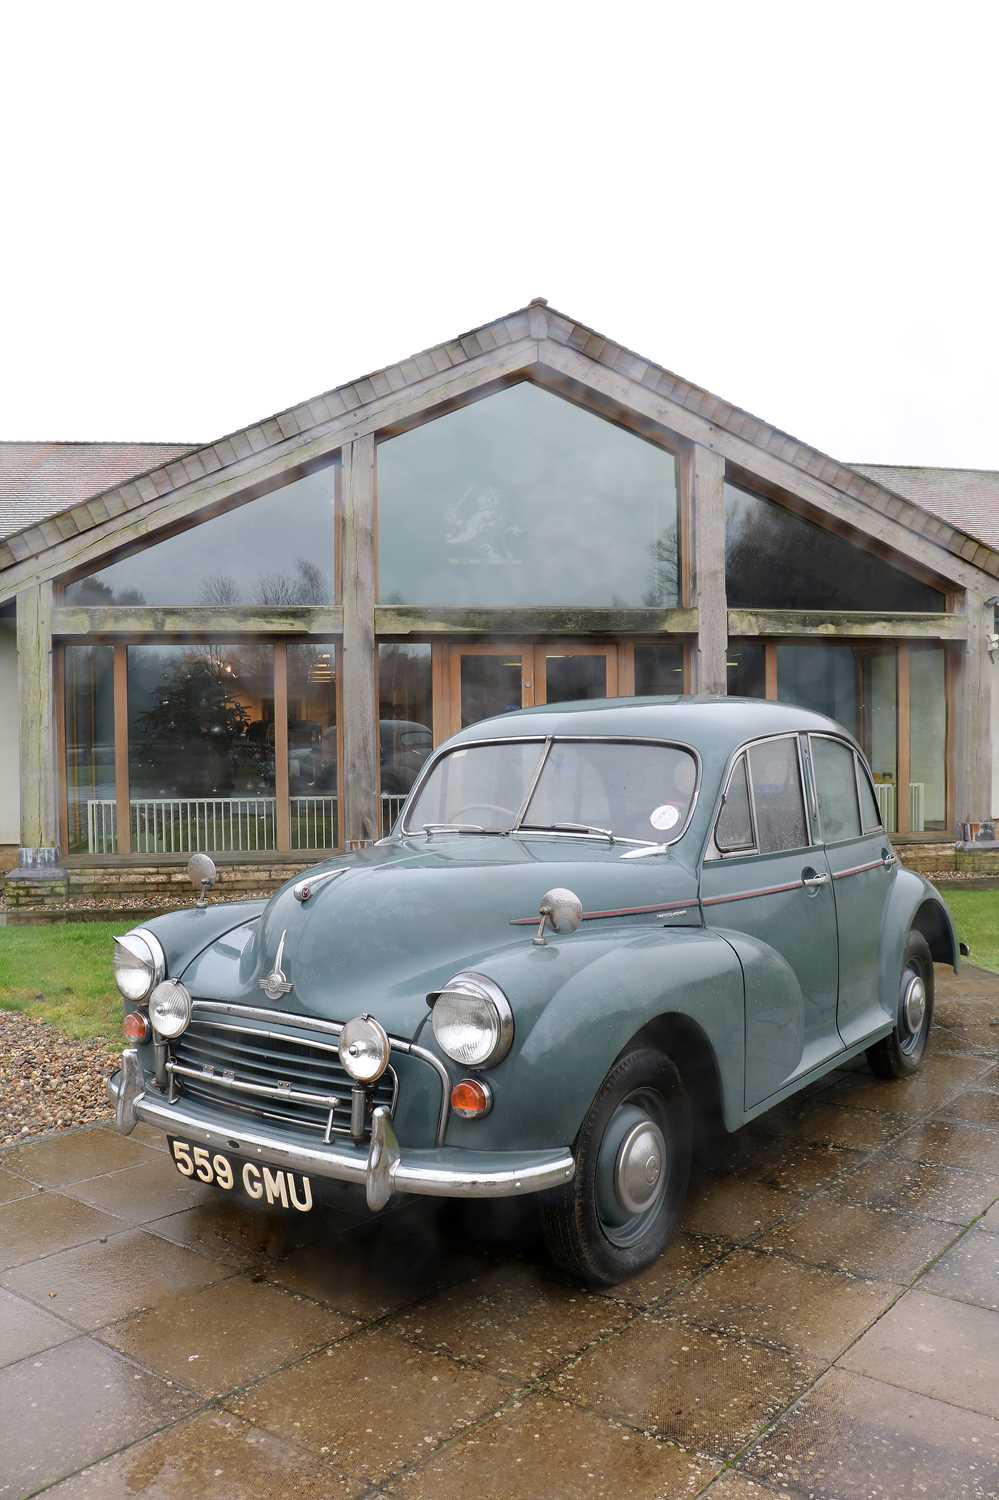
(832, 859), (884, 880)
(701, 879), (803, 906)
(510, 898), (694, 927)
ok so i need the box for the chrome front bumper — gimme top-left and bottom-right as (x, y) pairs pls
(108, 1050), (574, 1212)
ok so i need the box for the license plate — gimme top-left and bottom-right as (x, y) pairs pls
(167, 1136), (314, 1212)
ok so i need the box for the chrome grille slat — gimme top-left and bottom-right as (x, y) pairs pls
(172, 1017), (396, 1141)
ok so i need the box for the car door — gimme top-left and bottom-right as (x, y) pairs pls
(699, 732), (843, 1110)
(809, 733), (898, 1047)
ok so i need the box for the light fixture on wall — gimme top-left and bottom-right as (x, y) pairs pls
(986, 597), (999, 664)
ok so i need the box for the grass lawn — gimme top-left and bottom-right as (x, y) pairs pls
(0, 889), (996, 1047)
(941, 889), (999, 975)
(0, 921), (122, 1046)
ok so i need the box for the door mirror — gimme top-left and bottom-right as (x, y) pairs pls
(533, 887), (583, 945)
(187, 853), (217, 906)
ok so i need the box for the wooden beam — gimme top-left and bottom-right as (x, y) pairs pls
(690, 446), (727, 692)
(952, 594), (993, 824)
(16, 582), (57, 851)
(53, 642), (68, 857)
(764, 643), (778, 700)
(273, 642), (290, 853)
(375, 606), (698, 637)
(112, 645), (131, 854)
(727, 609), (967, 641)
(341, 435), (378, 846)
(896, 645), (911, 835)
(52, 606), (344, 638)
(535, 342), (986, 592)
(0, 340), (541, 605)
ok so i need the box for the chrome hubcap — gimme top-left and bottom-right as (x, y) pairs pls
(614, 1118), (667, 1215)
(903, 975), (926, 1034)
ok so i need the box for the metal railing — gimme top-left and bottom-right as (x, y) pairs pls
(871, 782), (927, 835)
(83, 791), (407, 853)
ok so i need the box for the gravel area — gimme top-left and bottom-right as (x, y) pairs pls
(0, 1009), (116, 1144)
(0, 890), (275, 917)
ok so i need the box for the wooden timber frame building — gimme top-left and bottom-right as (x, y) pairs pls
(1, 299), (997, 903)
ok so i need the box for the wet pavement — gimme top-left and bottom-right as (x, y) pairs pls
(1, 964), (998, 1498)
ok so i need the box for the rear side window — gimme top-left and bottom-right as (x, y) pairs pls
(856, 756), (884, 833)
(747, 738), (808, 853)
(812, 737), (862, 842)
(716, 755), (755, 852)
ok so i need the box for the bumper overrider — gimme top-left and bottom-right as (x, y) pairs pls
(108, 1048), (575, 1213)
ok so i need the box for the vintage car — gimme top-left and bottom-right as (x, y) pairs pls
(108, 697), (959, 1284)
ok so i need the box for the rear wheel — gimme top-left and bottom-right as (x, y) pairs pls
(866, 931), (934, 1078)
(540, 1045), (691, 1285)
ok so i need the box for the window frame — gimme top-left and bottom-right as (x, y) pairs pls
(808, 731), (885, 848)
(707, 731), (814, 861)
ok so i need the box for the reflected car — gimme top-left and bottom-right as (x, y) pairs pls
(108, 698), (958, 1284)
(379, 718), (433, 794)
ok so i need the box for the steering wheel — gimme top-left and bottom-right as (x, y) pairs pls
(449, 803), (514, 823)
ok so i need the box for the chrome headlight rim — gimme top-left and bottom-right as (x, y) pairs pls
(112, 928), (166, 1004)
(148, 979), (192, 1040)
(338, 1013), (391, 1084)
(431, 972), (514, 1069)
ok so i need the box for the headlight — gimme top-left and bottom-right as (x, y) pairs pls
(431, 973), (513, 1068)
(149, 980), (192, 1039)
(339, 1014), (391, 1083)
(113, 930), (165, 1004)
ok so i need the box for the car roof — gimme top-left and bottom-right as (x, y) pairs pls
(448, 695), (858, 754)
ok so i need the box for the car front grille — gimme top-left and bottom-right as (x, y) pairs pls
(170, 1017), (397, 1140)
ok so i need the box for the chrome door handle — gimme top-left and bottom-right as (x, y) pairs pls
(802, 872), (829, 889)
(881, 850), (897, 870)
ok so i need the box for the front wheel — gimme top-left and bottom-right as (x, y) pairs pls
(866, 930), (934, 1078)
(540, 1045), (691, 1285)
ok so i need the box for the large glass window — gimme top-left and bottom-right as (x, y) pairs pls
(378, 383), (679, 607)
(127, 644), (275, 853)
(909, 645), (947, 831)
(726, 483), (945, 611)
(727, 639), (765, 698)
(777, 642), (898, 830)
(65, 466), (337, 607)
(287, 644), (338, 850)
(379, 643), (433, 833)
(64, 645), (116, 853)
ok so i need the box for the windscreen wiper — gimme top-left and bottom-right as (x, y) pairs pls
(521, 821), (615, 843)
(422, 823), (508, 837)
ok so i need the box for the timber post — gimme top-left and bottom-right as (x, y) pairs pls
(341, 434), (379, 846)
(690, 445), (727, 694)
(953, 591), (994, 829)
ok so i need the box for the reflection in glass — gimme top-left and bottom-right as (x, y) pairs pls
(726, 483), (945, 611)
(544, 653), (607, 703)
(524, 741), (697, 844)
(408, 742), (544, 832)
(379, 383), (678, 607)
(777, 642), (898, 831)
(287, 644), (338, 850)
(634, 642), (685, 695)
(65, 466), (337, 607)
(459, 654), (523, 728)
(727, 640), (765, 699)
(64, 645), (116, 853)
(379, 644), (433, 834)
(127, 644), (275, 852)
(909, 646), (947, 831)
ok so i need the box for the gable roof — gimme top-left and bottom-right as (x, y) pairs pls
(0, 442), (197, 542)
(852, 464), (999, 552)
(0, 301), (997, 586)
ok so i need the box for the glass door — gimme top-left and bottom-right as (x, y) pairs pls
(533, 644), (618, 705)
(448, 645), (531, 734)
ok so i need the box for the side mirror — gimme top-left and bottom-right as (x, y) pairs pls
(187, 853), (217, 907)
(533, 887), (583, 946)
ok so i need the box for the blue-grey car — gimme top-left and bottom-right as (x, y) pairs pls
(109, 697), (958, 1283)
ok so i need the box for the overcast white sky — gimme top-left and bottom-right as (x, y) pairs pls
(3, 1), (997, 467)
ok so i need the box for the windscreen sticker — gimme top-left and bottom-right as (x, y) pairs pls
(650, 803), (680, 832)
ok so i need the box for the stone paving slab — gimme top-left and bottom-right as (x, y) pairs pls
(0, 962), (997, 1498)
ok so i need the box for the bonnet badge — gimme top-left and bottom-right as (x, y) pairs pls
(261, 929), (293, 1000)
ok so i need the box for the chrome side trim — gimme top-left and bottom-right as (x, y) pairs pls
(832, 859), (886, 880)
(510, 897), (696, 926)
(702, 878), (804, 906)
(107, 1066), (574, 1206)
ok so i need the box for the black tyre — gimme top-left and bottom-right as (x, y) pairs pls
(866, 931), (934, 1078)
(540, 1045), (691, 1285)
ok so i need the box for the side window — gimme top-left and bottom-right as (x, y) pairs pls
(716, 755), (755, 853)
(856, 754), (884, 833)
(747, 738), (808, 853)
(812, 737), (862, 842)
